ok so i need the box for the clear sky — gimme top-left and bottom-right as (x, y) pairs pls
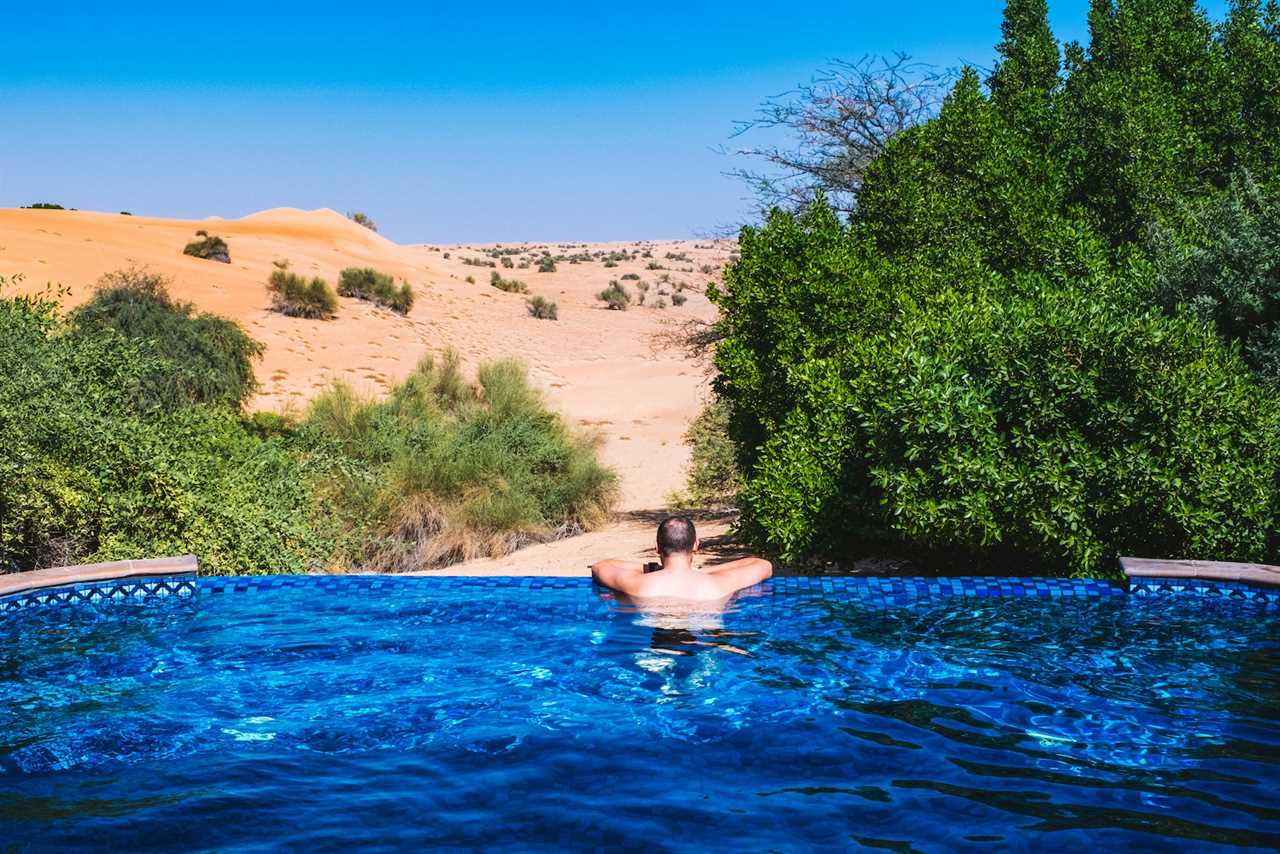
(1, 1), (1229, 243)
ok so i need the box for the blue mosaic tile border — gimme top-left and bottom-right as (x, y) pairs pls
(1129, 576), (1280, 606)
(0, 574), (199, 615)
(3, 572), (1276, 615)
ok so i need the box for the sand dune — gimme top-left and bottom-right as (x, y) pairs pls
(0, 206), (735, 570)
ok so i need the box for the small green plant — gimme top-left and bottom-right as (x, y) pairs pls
(182, 231), (231, 263)
(621, 273), (640, 280)
(596, 280), (631, 311)
(490, 271), (528, 293)
(337, 267), (413, 314)
(501, 256), (514, 269)
(268, 269), (339, 319)
(646, 260), (663, 270)
(526, 295), (559, 320)
(23, 202), (65, 210)
(347, 211), (378, 232)
(537, 255), (557, 273)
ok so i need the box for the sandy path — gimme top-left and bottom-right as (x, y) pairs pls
(0, 207), (734, 573)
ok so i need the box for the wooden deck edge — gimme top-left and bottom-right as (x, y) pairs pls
(0, 555), (199, 599)
(1120, 557), (1280, 587)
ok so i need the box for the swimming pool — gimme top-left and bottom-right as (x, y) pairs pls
(1, 575), (1277, 851)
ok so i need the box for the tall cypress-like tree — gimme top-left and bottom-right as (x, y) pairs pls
(1222, 0), (1280, 175)
(989, 0), (1061, 130)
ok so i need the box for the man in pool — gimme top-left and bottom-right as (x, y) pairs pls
(591, 515), (773, 602)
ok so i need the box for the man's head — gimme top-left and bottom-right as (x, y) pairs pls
(657, 515), (698, 559)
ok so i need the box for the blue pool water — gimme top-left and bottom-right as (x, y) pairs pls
(0, 577), (1277, 852)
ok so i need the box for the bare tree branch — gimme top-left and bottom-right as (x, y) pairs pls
(723, 53), (954, 216)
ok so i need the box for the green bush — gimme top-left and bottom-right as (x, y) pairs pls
(182, 230), (230, 263)
(526, 295), (558, 320)
(1148, 173), (1280, 387)
(0, 278), (618, 574)
(347, 211), (377, 232)
(338, 267), (413, 314)
(621, 273), (640, 280)
(301, 352), (616, 570)
(714, 200), (1280, 574)
(707, 0), (1280, 574)
(23, 202), (65, 210)
(537, 256), (557, 273)
(672, 292), (687, 306)
(268, 269), (339, 319)
(671, 402), (743, 508)
(596, 281), (631, 311)
(69, 268), (264, 410)
(0, 276), (324, 573)
(490, 271), (528, 293)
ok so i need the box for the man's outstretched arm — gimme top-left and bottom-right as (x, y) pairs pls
(703, 557), (773, 592)
(591, 559), (644, 592)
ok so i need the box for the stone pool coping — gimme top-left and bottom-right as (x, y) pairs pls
(0, 555), (198, 599)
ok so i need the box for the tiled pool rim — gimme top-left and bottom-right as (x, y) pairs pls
(1, 567), (1277, 615)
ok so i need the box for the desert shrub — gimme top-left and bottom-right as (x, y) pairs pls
(347, 211), (377, 232)
(120, 211), (133, 216)
(537, 255), (557, 273)
(672, 292), (687, 306)
(597, 281), (631, 310)
(636, 280), (650, 306)
(69, 268), (263, 410)
(603, 260), (618, 268)
(338, 267), (414, 314)
(700, 264), (717, 274)
(670, 399), (742, 509)
(23, 202), (65, 210)
(267, 269), (339, 319)
(526, 296), (558, 320)
(655, 297), (667, 309)
(501, 256), (514, 268)
(182, 231), (230, 263)
(301, 352), (616, 570)
(1148, 173), (1280, 386)
(621, 273), (640, 280)
(490, 271), (528, 293)
(0, 277), (325, 573)
(646, 261), (663, 270)
(465, 275), (475, 284)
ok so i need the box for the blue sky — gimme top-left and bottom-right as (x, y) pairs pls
(1, 1), (1229, 243)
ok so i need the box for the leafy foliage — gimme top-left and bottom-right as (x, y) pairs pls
(268, 269), (339, 319)
(301, 352), (616, 571)
(526, 295), (558, 319)
(712, 0), (1280, 575)
(182, 231), (230, 263)
(670, 399), (743, 509)
(0, 276), (320, 573)
(596, 281), (631, 311)
(347, 211), (377, 232)
(69, 268), (264, 410)
(337, 267), (414, 314)
(1148, 173), (1280, 386)
(0, 279), (616, 575)
(490, 271), (528, 293)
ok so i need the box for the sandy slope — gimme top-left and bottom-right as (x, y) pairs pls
(0, 206), (735, 572)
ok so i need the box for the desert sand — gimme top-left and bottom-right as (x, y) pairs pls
(0, 206), (736, 573)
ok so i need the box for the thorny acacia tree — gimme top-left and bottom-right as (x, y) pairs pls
(725, 53), (954, 216)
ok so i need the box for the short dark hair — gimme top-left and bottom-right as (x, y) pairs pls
(657, 515), (697, 555)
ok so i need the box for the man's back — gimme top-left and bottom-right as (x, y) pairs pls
(592, 556), (773, 602)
